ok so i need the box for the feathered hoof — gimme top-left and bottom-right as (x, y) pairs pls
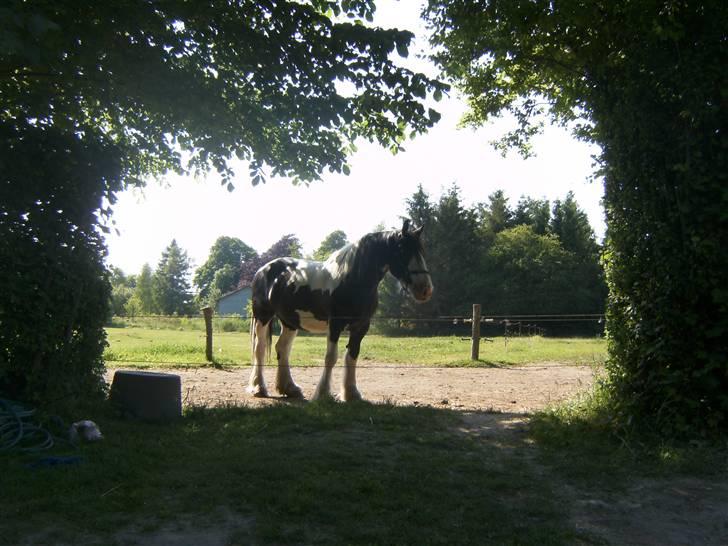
(341, 386), (362, 402)
(277, 383), (304, 399)
(247, 384), (268, 398)
(311, 387), (334, 402)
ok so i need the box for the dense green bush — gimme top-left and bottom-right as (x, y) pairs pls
(0, 122), (121, 409)
(426, 0), (727, 439)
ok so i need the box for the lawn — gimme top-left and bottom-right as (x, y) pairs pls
(104, 327), (607, 368)
(0, 401), (588, 545)
(3, 397), (724, 545)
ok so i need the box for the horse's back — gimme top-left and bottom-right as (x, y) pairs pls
(251, 257), (335, 330)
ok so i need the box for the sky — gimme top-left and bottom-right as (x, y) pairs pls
(104, 1), (605, 276)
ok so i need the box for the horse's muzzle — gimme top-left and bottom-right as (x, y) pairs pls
(412, 283), (433, 303)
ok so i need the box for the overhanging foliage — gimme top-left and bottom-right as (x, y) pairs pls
(0, 0), (447, 408)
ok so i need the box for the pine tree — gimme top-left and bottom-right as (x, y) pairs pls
(405, 184), (434, 228)
(152, 240), (193, 315)
(513, 197), (550, 235)
(478, 190), (514, 244)
(550, 192), (599, 259)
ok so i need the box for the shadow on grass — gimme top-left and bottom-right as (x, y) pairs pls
(1, 400), (589, 546)
(525, 394), (728, 546)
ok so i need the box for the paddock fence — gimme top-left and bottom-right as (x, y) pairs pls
(106, 306), (605, 368)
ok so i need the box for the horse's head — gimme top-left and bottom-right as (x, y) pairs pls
(387, 219), (434, 303)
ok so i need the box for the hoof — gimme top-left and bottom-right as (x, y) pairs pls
(341, 387), (362, 402)
(277, 383), (304, 399)
(247, 384), (268, 398)
(312, 388), (334, 402)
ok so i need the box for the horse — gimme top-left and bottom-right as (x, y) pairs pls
(247, 219), (433, 401)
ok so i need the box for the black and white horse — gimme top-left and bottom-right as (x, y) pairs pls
(248, 220), (433, 401)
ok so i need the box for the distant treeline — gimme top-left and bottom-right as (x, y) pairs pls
(375, 185), (606, 336)
(109, 184), (606, 335)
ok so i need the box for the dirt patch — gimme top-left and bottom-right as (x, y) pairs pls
(106, 361), (595, 413)
(569, 477), (728, 546)
(457, 412), (728, 546)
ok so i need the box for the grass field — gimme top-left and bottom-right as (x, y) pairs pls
(104, 327), (607, 368)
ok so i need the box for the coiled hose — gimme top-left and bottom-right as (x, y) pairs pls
(0, 398), (55, 452)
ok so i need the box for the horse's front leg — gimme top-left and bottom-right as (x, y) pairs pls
(341, 321), (370, 402)
(312, 324), (342, 400)
(275, 325), (303, 398)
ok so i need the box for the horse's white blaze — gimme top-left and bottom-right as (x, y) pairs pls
(297, 311), (328, 333)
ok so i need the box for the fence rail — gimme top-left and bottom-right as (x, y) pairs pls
(109, 307), (605, 364)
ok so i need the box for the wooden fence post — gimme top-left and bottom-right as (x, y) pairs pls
(471, 304), (481, 361)
(202, 306), (213, 362)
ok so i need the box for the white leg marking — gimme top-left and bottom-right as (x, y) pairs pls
(313, 338), (338, 400)
(247, 320), (269, 397)
(275, 326), (303, 398)
(341, 351), (362, 402)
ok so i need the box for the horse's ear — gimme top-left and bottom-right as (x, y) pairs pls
(401, 218), (410, 235)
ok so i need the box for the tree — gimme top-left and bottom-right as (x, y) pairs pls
(202, 264), (240, 310)
(477, 190), (513, 244)
(513, 197), (550, 235)
(126, 264), (155, 316)
(194, 237), (257, 302)
(313, 230), (349, 261)
(483, 225), (572, 314)
(550, 192), (599, 259)
(405, 184), (435, 228)
(238, 234), (304, 287)
(4, 1), (447, 187)
(152, 240), (193, 315)
(427, 1), (728, 436)
(481, 225), (605, 320)
(109, 267), (136, 317)
(1, 1), (447, 406)
(405, 185), (479, 318)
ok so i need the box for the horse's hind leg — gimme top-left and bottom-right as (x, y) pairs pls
(275, 325), (303, 398)
(247, 318), (270, 397)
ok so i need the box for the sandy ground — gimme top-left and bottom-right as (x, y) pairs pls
(106, 361), (595, 412)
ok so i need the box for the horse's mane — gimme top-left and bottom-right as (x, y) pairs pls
(325, 230), (395, 280)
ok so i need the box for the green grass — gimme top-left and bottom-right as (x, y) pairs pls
(105, 327), (606, 368)
(1, 401), (586, 545)
(530, 382), (728, 488)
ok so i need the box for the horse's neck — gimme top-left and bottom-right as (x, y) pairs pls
(346, 233), (390, 290)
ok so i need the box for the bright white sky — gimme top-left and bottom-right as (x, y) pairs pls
(104, 0), (605, 276)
